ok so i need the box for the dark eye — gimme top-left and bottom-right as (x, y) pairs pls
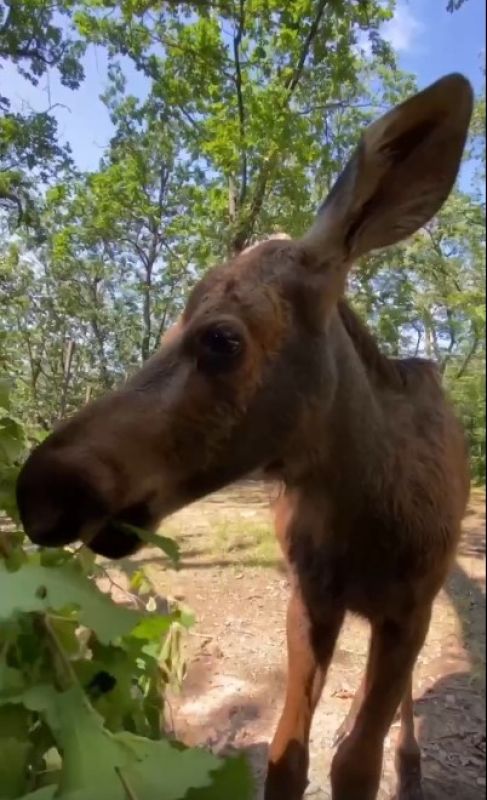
(197, 324), (244, 372)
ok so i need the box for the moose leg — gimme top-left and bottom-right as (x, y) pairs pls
(331, 608), (431, 800)
(332, 644), (401, 748)
(394, 676), (424, 800)
(332, 668), (366, 747)
(265, 590), (343, 800)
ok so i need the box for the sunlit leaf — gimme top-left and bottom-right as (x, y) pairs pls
(0, 562), (142, 643)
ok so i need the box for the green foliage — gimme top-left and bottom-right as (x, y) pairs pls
(0, 1), (84, 224)
(0, 2), (85, 89)
(0, 379), (253, 799)
(3, 685), (250, 800)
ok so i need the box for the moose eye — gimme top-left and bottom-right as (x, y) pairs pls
(197, 324), (244, 371)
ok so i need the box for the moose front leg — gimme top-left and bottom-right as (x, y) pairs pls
(332, 667), (366, 748)
(265, 590), (343, 800)
(394, 675), (424, 800)
(330, 608), (431, 800)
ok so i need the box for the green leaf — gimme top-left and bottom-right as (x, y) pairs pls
(0, 704), (31, 739)
(130, 612), (178, 641)
(11, 685), (244, 800)
(0, 377), (12, 411)
(119, 524), (180, 565)
(49, 616), (81, 657)
(0, 562), (142, 643)
(18, 788), (57, 800)
(0, 737), (30, 798)
(185, 754), (254, 800)
(0, 661), (25, 697)
(0, 416), (25, 463)
(5, 685), (61, 733)
(115, 732), (229, 800)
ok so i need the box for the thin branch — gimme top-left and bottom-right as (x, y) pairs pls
(297, 101), (390, 116)
(115, 768), (139, 800)
(456, 327), (480, 379)
(10, 42), (69, 68)
(285, 0), (330, 95)
(98, 564), (146, 609)
(120, 236), (151, 269)
(231, 147), (278, 252)
(423, 227), (462, 293)
(233, 0), (247, 206)
(41, 614), (79, 690)
(59, 338), (75, 418)
(231, 0), (330, 252)
(175, 105), (199, 130)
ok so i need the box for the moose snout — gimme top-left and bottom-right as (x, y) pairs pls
(16, 438), (158, 559)
(16, 444), (111, 549)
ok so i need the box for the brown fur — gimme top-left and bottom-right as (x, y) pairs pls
(17, 74), (473, 799)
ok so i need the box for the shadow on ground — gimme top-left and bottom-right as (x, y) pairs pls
(414, 550), (486, 800)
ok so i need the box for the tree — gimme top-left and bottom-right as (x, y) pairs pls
(76, 0), (401, 252)
(0, 1), (85, 223)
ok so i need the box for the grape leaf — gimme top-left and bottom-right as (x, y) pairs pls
(8, 685), (242, 800)
(115, 731), (228, 800)
(120, 523), (180, 565)
(0, 416), (25, 463)
(0, 661), (25, 696)
(0, 562), (142, 643)
(130, 610), (186, 641)
(0, 705), (30, 739)
(0, 376), (12, 411)
(18, 788), (57, 800)
(185, 753), (254, 800)
(0, 737), (30, 798)
(5, 685), (61, 733)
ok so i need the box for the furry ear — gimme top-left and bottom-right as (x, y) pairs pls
(303, 73), (473, 273)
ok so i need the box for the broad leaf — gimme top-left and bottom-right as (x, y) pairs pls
(0, 737), (30, 798)
(0, 562), (142, 643)
(120, 523), (181, 565)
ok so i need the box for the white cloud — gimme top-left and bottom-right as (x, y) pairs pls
(382, 2), (424, 53)
(352, 2), (424, 60)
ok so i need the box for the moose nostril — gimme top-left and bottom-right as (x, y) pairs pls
(23, 512), (73, 548)
(16, 447), (109, 548)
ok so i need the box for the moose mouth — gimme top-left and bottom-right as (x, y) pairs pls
(81, 498), (156, 559)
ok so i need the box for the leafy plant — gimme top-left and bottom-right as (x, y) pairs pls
(0, 377), (253, 800)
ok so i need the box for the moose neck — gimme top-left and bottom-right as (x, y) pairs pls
(284, 306), (390, 509)
(330, 310), (388, 480)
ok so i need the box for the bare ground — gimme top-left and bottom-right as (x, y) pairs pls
(102, 483), (486, 800)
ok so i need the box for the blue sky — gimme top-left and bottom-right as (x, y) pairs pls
(2, 0), (485, 173)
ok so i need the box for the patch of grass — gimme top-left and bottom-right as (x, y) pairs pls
(210, 516), (279, 565)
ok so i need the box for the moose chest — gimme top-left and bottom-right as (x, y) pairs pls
(282, 500), (425, 621)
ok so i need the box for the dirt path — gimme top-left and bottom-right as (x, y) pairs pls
(105, 482), (485, 799)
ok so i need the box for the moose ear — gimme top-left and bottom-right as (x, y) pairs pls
(303, 73), (473, 268)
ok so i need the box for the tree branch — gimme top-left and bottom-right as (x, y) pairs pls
(297, 100), (390, 116)
(285, 0), (330, 96)
(233, 0), (247, 206)
(231, 0), (331, 252)
(456, 325), (480, 379)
